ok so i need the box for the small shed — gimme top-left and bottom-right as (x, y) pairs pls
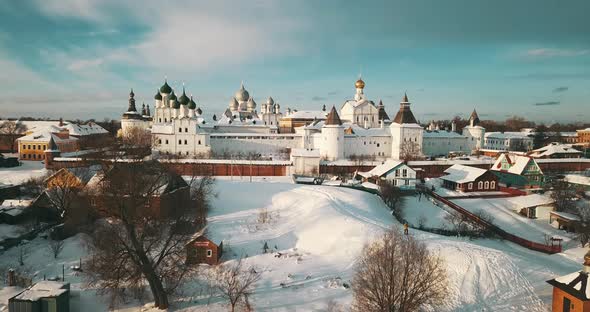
(186, 235), (223, 265)
(8, 281), (70, 312)
(550, 211), (581, 233)
(506, 194), (555, 219)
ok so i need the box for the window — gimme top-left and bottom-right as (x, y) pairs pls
(563, 297), (571, 312)
(179, 127), (182, 132)
(468, 183), (473, 190)
(395, 169), (400, 177)
(184, 140), (187, 144)
(43, 145), (46, 150)
(206, 249), (213, 257)
(402, 169), (407, 177)
(164, 118), (167, 122)
(405, 179), (409, 186)
(33, 145), (36, 150)
(178, 140), (182, 144)
(478, 181), (483, 189)
(185, 127), (188, 132)
(198, 140), (201, 145)
(484, 181), (489, 189)
(165, 140), (169, 144)
(490, 181), (495, 189)
(28, 145), (31, 149)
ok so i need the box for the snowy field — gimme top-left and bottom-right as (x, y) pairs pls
(0, 159), (47, 186)
(401, 193), (454, 229)
(452, 197), (574, 246)
(0, 179), (585, 311)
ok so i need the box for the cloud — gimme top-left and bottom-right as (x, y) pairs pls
(534, 101), (561, 106)
(312, 96), (327, 101)
(524, 48), (590, 58)
(327, 91), (339, 96)
(552, 86), (569, 93)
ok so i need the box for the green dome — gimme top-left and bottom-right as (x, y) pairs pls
(179, 89), (190, 105)
(154, 90), (162, 100)
(173, 99), (181, 109)
(188, 96), (197, 109)
(160, 80), (172, 94)
(168, 91), (177, 101)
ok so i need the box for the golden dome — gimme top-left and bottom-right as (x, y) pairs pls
(355, 78), (365, 89)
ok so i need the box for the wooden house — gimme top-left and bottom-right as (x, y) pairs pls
(547, 250), (590, 312)
(491, 153), (544, 189)
(356, 160), (417, 190)
(8, 281), (70, 312)
(440, 164), (499, 192)
(186, 235), (223, 265)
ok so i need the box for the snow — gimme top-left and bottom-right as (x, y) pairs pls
(14, 281), (69, 301)
(565, 174), (590, 186)
(0, 160), (47, 185)
(359, 160), (403, 177)
(402, 193), (453, 229)
(0, 179), (585, 311)
(507, 194), (554, 209)
(0, 224), (23, 242)
(452, 197), (573, 244)
(441, 164), (488, 183)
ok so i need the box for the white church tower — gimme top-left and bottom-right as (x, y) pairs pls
(390, 93), (423, 160)
(320, 106), (344, 161)
(462, 109), (485, 151)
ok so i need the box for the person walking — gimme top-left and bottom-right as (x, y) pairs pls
(403, 223), (409, 235)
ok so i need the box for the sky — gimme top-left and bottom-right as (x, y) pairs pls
(0, 0), (589, 123)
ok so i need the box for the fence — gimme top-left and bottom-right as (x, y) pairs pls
(421, 186), (562, 254)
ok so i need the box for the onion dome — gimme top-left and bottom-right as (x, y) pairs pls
(160, 80), (172, 94)
(154, 89), (162, 100)
(234, 82), (249, 102)
(229, 97), (239, 110)
(196, 107), (203, 115)
(179, 88), (190, 105)
(247, 97), (256, 110)
(129, 88), (135, 97)
(355, 78), (365, 89)
(267, 96), (274, 106)
(173, 99), (181, 109)
(188, 96), (197, 109)
(168, 91), (177, 101)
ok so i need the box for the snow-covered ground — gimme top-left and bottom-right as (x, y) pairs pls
(452, 197), (575, 246)
(401, 193), (454, 229)
(0, 179), (585, 311)
(0, 159), (47, 186)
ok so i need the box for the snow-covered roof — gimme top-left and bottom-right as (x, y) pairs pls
(13, 281), (69, 301)
(359, 160), (405, 178)
(1, 199), (33, 208)
(17, 130), (78, 144)
(530, 143), (582, 157)
(343, 124), (390, 137)
(550, 211), (581, 221)
(549, 270), (590, 300)
(485, 132), (532, 139)
(491, 154), (540, 175)
(565, 174), (590, 186)
(507, 194), (554, 208)
(63, 122), (108, 136)
(283, 110), (327, 120)
(441, 164), (488, 183)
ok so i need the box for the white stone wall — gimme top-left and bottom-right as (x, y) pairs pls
(390, 124), (423, 160)
(463, 126), (485, 150)
(210, 134), (303, 157)
(422, 135), (470, 156)
(343, 135), (391, 159)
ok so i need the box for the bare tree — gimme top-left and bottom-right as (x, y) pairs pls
(352, 228), (447, 312)
(83, 133), (214, 309)
(379, 180), (404, 220)
(575, 201), (590, 247)
(547, 178), (577, 212)
(47, 239), (65, 259)
(444, 209), (471, 232)
(400, 140), (422, 162)
(45, 167), (90, 220)
(0, 120), (27, 153)
(209, 258), (262, 312)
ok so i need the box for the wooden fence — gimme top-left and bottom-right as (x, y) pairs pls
(422, 186), (562, 254)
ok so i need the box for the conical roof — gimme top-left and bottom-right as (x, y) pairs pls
(377, 100), (390, 121)
(325, 106), (342, 126)
(392, 93), (417, 124)
(470, 109), (480, 126)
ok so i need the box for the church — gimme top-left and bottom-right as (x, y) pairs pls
(120, 78), (486, 172)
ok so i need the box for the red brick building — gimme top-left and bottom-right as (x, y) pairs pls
(547, 250), (590, 312)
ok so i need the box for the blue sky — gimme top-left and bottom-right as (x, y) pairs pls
(0, 0), (589, 123)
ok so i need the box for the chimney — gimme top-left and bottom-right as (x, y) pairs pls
(7, 269), (16, 286)
(583, 249), (590, 273)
